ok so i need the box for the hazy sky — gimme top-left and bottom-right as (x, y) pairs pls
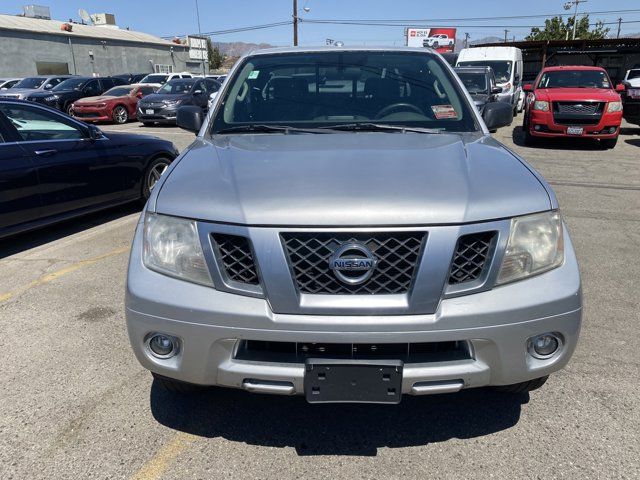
(2, 0), (639, 45)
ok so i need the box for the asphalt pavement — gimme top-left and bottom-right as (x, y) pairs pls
(0, 118), (639, 479)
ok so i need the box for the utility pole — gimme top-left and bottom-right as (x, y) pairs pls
(569, 0), (587, 40)
(293, 0), (298, 46)
(195, 0), (206, 76)
(464, 32), (470, 49)
(616, 17), (622, 38)
(504, 29), (509, 43)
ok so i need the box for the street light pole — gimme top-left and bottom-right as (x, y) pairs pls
(293, 0), (298, 46)
(195, 0), (206, 75)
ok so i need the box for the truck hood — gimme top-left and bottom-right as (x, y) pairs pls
(534, 87), (620, 102)
(155, 132), (551, 226)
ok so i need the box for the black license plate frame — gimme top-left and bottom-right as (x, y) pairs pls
(304, 359), (403, 404)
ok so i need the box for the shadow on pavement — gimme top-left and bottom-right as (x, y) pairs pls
(510, 126), (613, 150)
(0, 203), (140, 259)
(150, 382), (528, 456)
(624, 138), (640, 147)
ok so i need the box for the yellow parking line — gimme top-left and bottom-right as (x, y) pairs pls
(130, 432), (197, 480)
(0, 246), (129, 303)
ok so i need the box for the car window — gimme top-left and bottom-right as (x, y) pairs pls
(626, 70), (640, 80)
(205, 79), (221, 92)
(192, 80), (205, 93)
(213, 51), (477, 133)
(158, 80), (195, 94)
(84, 80), (102, 96)
(14, 77), (47, 89)
(538, 70), (611, 89)
(458, 61), (513, 83)
(0, 104), (84, 142)
(140, 86), (156, 96)
(457, 72), (488, 94)
(104, 86), (135, 97)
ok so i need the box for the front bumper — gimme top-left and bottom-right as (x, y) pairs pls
(137, 106), (179, 124)
(126, 220), (582, 397)
(528, 108), (622, 139)
(72, 106), (111, 122)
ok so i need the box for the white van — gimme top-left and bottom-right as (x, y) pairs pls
(457, 46), (524, 114)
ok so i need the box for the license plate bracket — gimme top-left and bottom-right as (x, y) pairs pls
(304, 359), (403, 404)
(145, 109), (154, 114)
(567, 126), (584, 135)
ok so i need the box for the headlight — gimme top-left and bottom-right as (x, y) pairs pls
(142, 213), (213, 286)
(44, 95), (58, 102)
(496, 211), (564, 285)
(533, 100), (549, 111)
(607, 101), (622, 112)
(97, 103), (107, 108)
(163, 99), (183, 107)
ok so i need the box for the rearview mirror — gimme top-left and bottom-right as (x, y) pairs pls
(615, 84), (625, 92)
(177, 106), (204, 134)
(523, 83), (533, 92)
(482, 102), (513, 132)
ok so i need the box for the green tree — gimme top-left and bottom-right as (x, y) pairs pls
(525, 15), (610, 41)
(207, 38), (225, 70)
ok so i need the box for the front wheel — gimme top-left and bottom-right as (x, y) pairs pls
(142, 157), (171, 200)
(112, 105), (129, 124)
(601, 137), (618, 149)
(494, 376), (549, 393)
(65, 103), (74, 116)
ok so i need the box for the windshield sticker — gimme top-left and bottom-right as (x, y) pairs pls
(248, 70), (260, 80)
(431, 105), (457, 119)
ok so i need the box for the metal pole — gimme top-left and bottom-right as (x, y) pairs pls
(504, 29), (509, 43)
(195, 0), (206, 75)
(616, 17), (622, 38)
(293, 0), (298, 46)
(68, 37), (77, 75)
(464, 32), (470, 49)
(572, 0), (587, 41)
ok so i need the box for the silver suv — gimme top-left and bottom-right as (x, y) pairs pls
(126, 47), (581, 403)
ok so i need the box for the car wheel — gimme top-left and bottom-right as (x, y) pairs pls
(494, 376), (548, 393)
(65, 104), (74, 116)
(112, 105), (128, 124)
(141, 122), (152, 127)
(432, 41), (439, 49)
(142, 157), (171, 200)
(152, 373), (202, 393)
(601, 137), (618, 149)
(523, 123), (536, 146)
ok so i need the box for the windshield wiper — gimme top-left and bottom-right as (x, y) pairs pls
(216, 124), (331, 134)
(318, 123), (443, 134)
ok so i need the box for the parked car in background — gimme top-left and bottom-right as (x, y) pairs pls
(139, 72), (194, 89)
(522, 66), (624, 148)
(114, 73), (147, 85)
(26, 77), (127, 115)
(0, 78), (22, 90)
(423, 33), (454, 49)
(0, 99), (178, 239)
(71, 84), (157, 124)
(622, 68), (640, 127)
(457, 46), (524, 115)
(0, 75), (74, 100)
(454, 66), (502, 119)
(137, 77), (220, 125)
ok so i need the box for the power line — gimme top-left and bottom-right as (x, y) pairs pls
(162, 21), (292, 39)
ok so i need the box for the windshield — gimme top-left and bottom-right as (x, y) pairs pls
(211, 51), (478, 134)
(458, 61), (512, 83)
(627, 70), (640, 80)
(538, 70), (611, 89)
(52, 78), (87, 92)
(456, 72), (488, 94)
(14, 77), (46, 89)
(158, 80), (195, 94)
(141, 74), (168, 84)
(104, 86), (134, 96)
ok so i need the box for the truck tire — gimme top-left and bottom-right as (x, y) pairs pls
(495, 376), (548, 393)
(152, 373), (202, 393)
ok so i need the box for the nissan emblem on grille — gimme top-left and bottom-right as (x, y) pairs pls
(328, 242), (377, 285)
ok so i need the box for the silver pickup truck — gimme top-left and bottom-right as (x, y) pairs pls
(125, 47), (581, 404)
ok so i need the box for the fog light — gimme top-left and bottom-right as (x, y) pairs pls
(528, 333), (561, 359)
(534, 124), (541, 131)
(147, 334), (178, 358)
(609, 127), (616, 134)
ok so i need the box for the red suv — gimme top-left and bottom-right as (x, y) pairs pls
(522, 66), (624, 148)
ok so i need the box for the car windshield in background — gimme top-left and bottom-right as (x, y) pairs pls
(158, 80), (194, 94)
(538, 70), (611, 89)
(458, 61), (512, 83)
(212, 51), (478, 134)
(627, 70), (640, 80)
(104, 86), (134, 96)
(142, 74), (168, 84)
(457, 72), (488, 94)
(14, 77), (46, 89)
(52, 78), (86, 91)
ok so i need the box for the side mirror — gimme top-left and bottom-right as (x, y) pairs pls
(87, 124), (104, 140)
(615, 84), (625, 92)
(177, 105), (204, 134)
(523, 83), (533, 92)
(482, 102), (513, 132)
(491, 87), (502, 95)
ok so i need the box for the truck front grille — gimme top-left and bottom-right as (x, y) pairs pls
(553, 101), (604, 125)
(281, 232), (425, 295)
(448, 231), (496, 284)
(235, 340), (471, 364)
(211, 234), (259, 285)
